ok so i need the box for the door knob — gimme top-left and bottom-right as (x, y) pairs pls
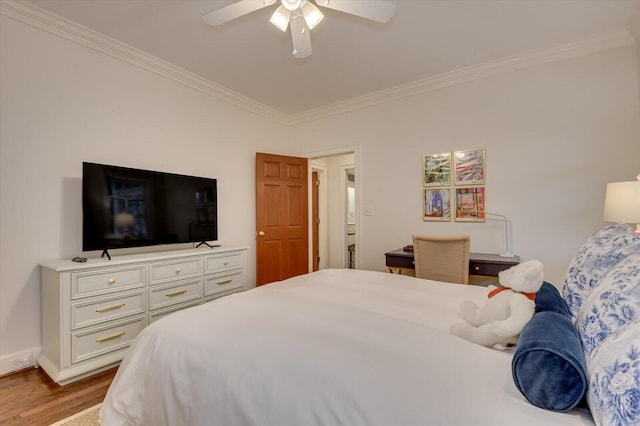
(258, 231), (265, 237)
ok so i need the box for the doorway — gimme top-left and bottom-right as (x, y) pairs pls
(343, 166), (356, 269)
(308, 150), (358, 270)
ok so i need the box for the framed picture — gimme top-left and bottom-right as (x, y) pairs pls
(455, 186), (485, 222)
(454, 149), (485, 185)
(423, 187), (451, 221)
(423, 152), (451, 186)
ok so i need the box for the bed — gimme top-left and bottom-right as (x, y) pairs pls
(100, 267), (596, 425)
(101, 224), (640, 425)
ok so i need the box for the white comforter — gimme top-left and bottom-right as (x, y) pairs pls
(100, 269), (593, 425)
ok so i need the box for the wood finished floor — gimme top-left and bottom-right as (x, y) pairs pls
(0, 366), (117, 425)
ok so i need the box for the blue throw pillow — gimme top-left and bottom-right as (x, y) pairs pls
(535, 282), (571, 317)
(512, 311), (587, 412)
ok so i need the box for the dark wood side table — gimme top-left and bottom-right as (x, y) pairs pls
(384, 249), (520, 286)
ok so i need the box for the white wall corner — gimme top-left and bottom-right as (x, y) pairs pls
(0, 346), (41, 376)
(287, 31), (634, 125)
(0, 0), (289, 125)
(2, 0), (634, 128)
(627, 5), (640, 40)
(626, 5), (640, 110)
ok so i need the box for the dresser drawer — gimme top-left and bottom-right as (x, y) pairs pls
(148, 300), (200, 325)
(204, 269), (244, 298)
(71, 290), (146, 330)
(148, 278), (203, 311)
(71, 265), (145, 299)
(39, 246), (248, 385)
(205, 252), (243, 273)
(149, 257), (202, 285)
(71, 316), (145, 364)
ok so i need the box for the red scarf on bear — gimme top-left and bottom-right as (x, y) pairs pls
(487, 286), (536, 301)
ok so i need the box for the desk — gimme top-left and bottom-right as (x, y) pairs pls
(384, 249), (520, 285)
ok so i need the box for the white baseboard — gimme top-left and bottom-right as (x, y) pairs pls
(0, 346), (41, 376)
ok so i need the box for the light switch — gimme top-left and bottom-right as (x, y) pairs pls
(364, 205), (374, 216)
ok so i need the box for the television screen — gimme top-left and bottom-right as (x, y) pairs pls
(83, 162), (217, 252)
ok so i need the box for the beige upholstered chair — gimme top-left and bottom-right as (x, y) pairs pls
(412, 234), (471, 284)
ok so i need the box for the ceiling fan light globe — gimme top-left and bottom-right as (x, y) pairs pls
(281, 0), (303, 11)
(270, 5), (291, 31)
(302, 2), (324, 29)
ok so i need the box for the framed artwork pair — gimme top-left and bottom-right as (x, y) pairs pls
(423, 149), (486, 222)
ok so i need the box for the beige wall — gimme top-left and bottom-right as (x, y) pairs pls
(290, 44), (640, 287)
(1, 11), (640, 374)
(0, 15), (289, 372)
(628, 6), (640, 106)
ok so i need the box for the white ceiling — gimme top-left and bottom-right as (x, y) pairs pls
(23, 0), (640, 115)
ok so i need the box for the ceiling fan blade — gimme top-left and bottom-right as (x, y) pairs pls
(290, 15), (312, 59)
(202, 0), (276, 26)
(315, 0), (396, 23)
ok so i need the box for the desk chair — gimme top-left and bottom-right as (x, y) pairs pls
(412, 234), (471, 284)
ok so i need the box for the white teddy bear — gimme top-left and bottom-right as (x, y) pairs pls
(449, 259), (544, 348)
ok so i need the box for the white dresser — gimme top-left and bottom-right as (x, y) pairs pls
(38, 246), (247, 385)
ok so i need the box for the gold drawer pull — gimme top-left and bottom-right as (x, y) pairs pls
(96, 303), (126, 313)
(474, 266), (480, 271)
(108, 278), (116, 284)
(223, 260), (229, 266)
(166, 289), (187, 297)
(217, 279), (233, 286)
(176, 268), (181, 273)
(96, 332), (125, 343)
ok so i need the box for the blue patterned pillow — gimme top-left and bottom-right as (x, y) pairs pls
(576, 252), (640, 363)
(587, 320), (640, 426)
(562, 224), (640, 321)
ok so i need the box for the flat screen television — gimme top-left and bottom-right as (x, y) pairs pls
(83, 162), (217, 257)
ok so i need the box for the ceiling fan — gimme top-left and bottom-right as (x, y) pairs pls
(202, 0), (396, 59)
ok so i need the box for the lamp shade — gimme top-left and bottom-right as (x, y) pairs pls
(270, 5), (290, 31)
(603, 181), (640, 224)
(302, 2), (324, 29)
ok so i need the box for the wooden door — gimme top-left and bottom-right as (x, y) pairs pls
(255, 153), (309, 285)
(312, 171), (319, 272)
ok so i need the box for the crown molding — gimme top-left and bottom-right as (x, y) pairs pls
(0, 0), (290, 125)
(1, 0), (635, 127)
(286, 30), (635, 125)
